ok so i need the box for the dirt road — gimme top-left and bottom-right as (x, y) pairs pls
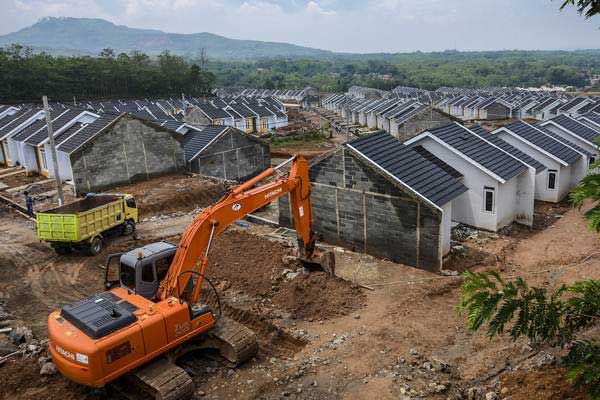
(0, 199), (598, 399)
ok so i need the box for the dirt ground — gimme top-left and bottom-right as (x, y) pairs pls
(0, 186), (598, 399)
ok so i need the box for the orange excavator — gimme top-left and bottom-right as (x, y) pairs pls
(47, 155), (334, 399)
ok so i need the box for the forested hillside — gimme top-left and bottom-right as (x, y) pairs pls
(2, 43), (599, 102)
(0, 17), (332, 60)
(0, 45), (215, 102)
(209, 50), (600, 92)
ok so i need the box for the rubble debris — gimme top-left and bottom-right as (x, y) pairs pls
(40, 361), (57, 376)
(8, 326), (33, 345)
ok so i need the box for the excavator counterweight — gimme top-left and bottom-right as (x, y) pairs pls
(47, 155), (334, 399)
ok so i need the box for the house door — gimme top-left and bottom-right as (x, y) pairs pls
(1, 140), (10, 166)
(36, 147), (49, 177)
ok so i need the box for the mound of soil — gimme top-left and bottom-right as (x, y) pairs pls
(208, 231), (288, 298)
(0, 357), (105, 400)
(273, 272), (365, 320)
(500, 367), (587, 400)
(206, 231), (365, 320)
(113, 174), (230, 217)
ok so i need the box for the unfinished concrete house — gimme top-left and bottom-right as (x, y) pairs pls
(390, 104), (458, 141)
(182, 125), (270, 181)
(59, 113), (187, 194)
(184, 102), (234, 127)
(405, 123), (535, 231)
(279, 131), (467, 272)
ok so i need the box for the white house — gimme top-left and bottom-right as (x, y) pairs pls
(0, 108), (45, 167)
(540, 114), (600, 166)
(492, 120), (587, 203)
(405, 122), (535, 232)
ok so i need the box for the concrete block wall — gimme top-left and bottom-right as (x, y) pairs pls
(183, 108), (213, 126)
(279, 147), (443, 272)
(395, 109), (455, 142)
(193, 130), (270, 181)
(70, 116), (185, 194)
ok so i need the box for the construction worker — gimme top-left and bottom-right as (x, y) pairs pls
(24, 191), (34, 217)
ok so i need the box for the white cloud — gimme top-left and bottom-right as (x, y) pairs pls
(305, 1), (335, 16)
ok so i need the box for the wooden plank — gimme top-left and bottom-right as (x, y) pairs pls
(5, 178), (54, 193)
(0, 168), (24, 179)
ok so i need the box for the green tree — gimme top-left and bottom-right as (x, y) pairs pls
(457, 272), (600, 398)
(560, 0), (600, 18)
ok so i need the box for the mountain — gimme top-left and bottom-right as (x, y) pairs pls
(0, 17), (333, 60)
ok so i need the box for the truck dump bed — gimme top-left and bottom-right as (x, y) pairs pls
(37, 195), (125, 243)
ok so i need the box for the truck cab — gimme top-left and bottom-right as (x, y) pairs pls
(122, 194), (138, 225)
(105, 242), (177, 300)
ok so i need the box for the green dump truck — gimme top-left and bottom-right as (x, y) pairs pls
(36, 193), (139, 255)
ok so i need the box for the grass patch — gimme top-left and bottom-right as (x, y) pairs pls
(269, 131), (327, 147)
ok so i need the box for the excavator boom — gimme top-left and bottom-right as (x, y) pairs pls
(158, 155), (332, 303)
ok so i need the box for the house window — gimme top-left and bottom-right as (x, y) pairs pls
(547, 169), (557, 190)
(483, 187), (495, 213)
(589, 156), (596, 169)
(39, 148), (48, 170)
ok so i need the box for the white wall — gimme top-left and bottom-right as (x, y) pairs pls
(497, 175), (517, 228)
(571, 157), (588, 188)
(43, 145), (72, 182)
(441, 201), (452, 255)
(359, 111), (368, 126)
(415, 138), (501, 231)
(21, 144), (38, 173)
(367, 112), (377, 129)
(515, 168), (536, 226)
(7, 138), (21, 166)
(390, 121), (400, 138)
(495, 130), (569, 203)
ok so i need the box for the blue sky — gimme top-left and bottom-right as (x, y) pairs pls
(1, 0), (599, 52)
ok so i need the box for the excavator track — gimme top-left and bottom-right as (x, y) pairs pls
(111, 316), (258, 400)
(201, 316), (259, 367)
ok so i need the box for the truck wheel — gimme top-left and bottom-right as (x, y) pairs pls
(86, 237), (103, 256)
(122, 220), (135, 236)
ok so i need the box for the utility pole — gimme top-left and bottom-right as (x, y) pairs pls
(345, 97), (350, 142)
(181, 93), (186, 118)
(43, 96), (64, 206)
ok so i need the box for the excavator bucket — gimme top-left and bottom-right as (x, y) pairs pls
(297, 247), (336, 276)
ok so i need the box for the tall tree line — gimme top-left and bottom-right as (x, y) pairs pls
(207, 50), (599, 93)
(0, 45), (215, 102)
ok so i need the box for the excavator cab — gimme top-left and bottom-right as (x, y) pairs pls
(104, 242), (177, 300)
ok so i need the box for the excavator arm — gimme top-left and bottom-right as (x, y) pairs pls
(157, 155), (334, 303)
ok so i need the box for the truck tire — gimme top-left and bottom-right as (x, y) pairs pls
(122, 220), (135, 236)
(86, 237), (103, 256)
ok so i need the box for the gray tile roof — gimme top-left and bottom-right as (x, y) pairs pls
(57, 113), (122, 154)
(412, 145), (463, 179)
(557, 97), (589, 112)
(196, 102), (232, 120)
(0, 108), (40, 135)
(24, 109), (84, 146)
(425, 123), (528, 181)
(535, 126), (595, 158)
(469, 125), (547, 173)
(182, 125), (228, 162)
(502, 121), (581, 165)
(580, 112), (600, 128)
(544, 114), (600, 144)
(347, 131), (468, 207)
